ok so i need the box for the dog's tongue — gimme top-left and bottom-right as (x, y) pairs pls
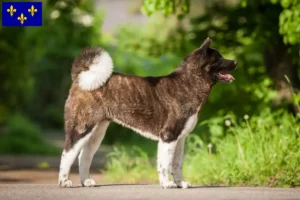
(221, 72), (234, 80)
(220, 72), (235, 82)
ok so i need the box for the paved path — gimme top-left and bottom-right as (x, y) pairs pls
(0, 184), (299, 200)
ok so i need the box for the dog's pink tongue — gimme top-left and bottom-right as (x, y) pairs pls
(220, 72), (235, 82)
(221, 72), (234, 79)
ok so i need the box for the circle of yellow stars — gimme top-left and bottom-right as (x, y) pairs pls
(7, 5), (38, 25)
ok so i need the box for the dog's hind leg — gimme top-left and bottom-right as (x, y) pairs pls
(171, 136), (191, 189)
(157, 139), (178, 189)
(78, 121), (110, 187)
(58, 126), (96, 188)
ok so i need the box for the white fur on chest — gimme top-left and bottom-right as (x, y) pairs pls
(179, 113), (198, 138)
(113, 118), (159, 141)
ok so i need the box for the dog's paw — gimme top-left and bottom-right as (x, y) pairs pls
(161, 181), (178, 189)
(82, 179), (96, 187)
(59, 180), (73, 188)
(176, 181), (191, 189)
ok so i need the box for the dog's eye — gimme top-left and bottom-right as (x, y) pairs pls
(213, 59), (222, 66)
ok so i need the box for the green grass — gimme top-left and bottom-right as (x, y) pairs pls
(103, 109), (300, 187)
(102, 146), (157, 184)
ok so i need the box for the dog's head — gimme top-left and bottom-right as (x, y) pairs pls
(185, 37), (237, 83)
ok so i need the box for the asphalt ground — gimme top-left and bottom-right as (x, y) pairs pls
(0, 184), (299, 200)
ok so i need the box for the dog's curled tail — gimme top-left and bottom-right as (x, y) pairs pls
(72, 47), (113, 91)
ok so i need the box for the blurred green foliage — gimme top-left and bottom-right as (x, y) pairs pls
(0, 113), (59, 155)
(142, 0), (190, 18)
(0, 0), (103, 154)
(271, 0), (300, 45)
(142, 0), (300, 45)
(0, 0), (103, 127)
(0, 25), (33, 123)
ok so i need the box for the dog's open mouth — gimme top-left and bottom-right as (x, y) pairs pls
(217, 71), (235, 83)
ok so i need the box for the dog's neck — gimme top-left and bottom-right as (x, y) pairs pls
(170, 64), (214, 108)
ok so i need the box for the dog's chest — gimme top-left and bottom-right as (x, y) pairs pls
(179, 113), (199, 138)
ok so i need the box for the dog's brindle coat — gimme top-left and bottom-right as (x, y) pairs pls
(59, 38), (237, 188)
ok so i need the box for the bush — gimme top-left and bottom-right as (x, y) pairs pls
(0, 113), (60, 155)
(185, 109), (300, 187)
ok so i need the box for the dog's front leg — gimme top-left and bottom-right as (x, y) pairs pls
(157, 139), (178, 189)
(171, 136), (191, 189)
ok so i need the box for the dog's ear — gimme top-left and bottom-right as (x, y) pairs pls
(200, 37), (212, 51)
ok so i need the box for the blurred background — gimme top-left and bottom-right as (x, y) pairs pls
(0, 0), (299, 186)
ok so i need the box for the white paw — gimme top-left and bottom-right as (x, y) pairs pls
(82, 179), (96, 187)
(176, 181), (191, 189)
(59, 180), (73, 188)
(161, 181), (178, 189)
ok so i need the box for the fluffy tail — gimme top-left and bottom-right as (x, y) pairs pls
(72, 47), (113, 91)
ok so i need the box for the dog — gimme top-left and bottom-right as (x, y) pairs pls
(58, 37), (237, 189)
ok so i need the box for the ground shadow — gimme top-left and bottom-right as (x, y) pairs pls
(0, 178), (31, 183)
(94, 184), (230, 189)
(94, 183), (151, 187)
(190, 185), (230, 189)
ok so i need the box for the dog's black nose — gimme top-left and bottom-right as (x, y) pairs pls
(233, 61), (238, 66)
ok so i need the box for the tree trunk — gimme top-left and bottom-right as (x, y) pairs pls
(264, 38), (300, 113)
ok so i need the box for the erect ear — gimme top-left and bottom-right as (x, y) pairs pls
(200, 37), (212, 50)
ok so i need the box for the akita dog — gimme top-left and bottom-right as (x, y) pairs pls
(58, 38), (237, 189)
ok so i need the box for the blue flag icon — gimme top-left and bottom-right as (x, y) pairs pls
(2, 2), (42, 26)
